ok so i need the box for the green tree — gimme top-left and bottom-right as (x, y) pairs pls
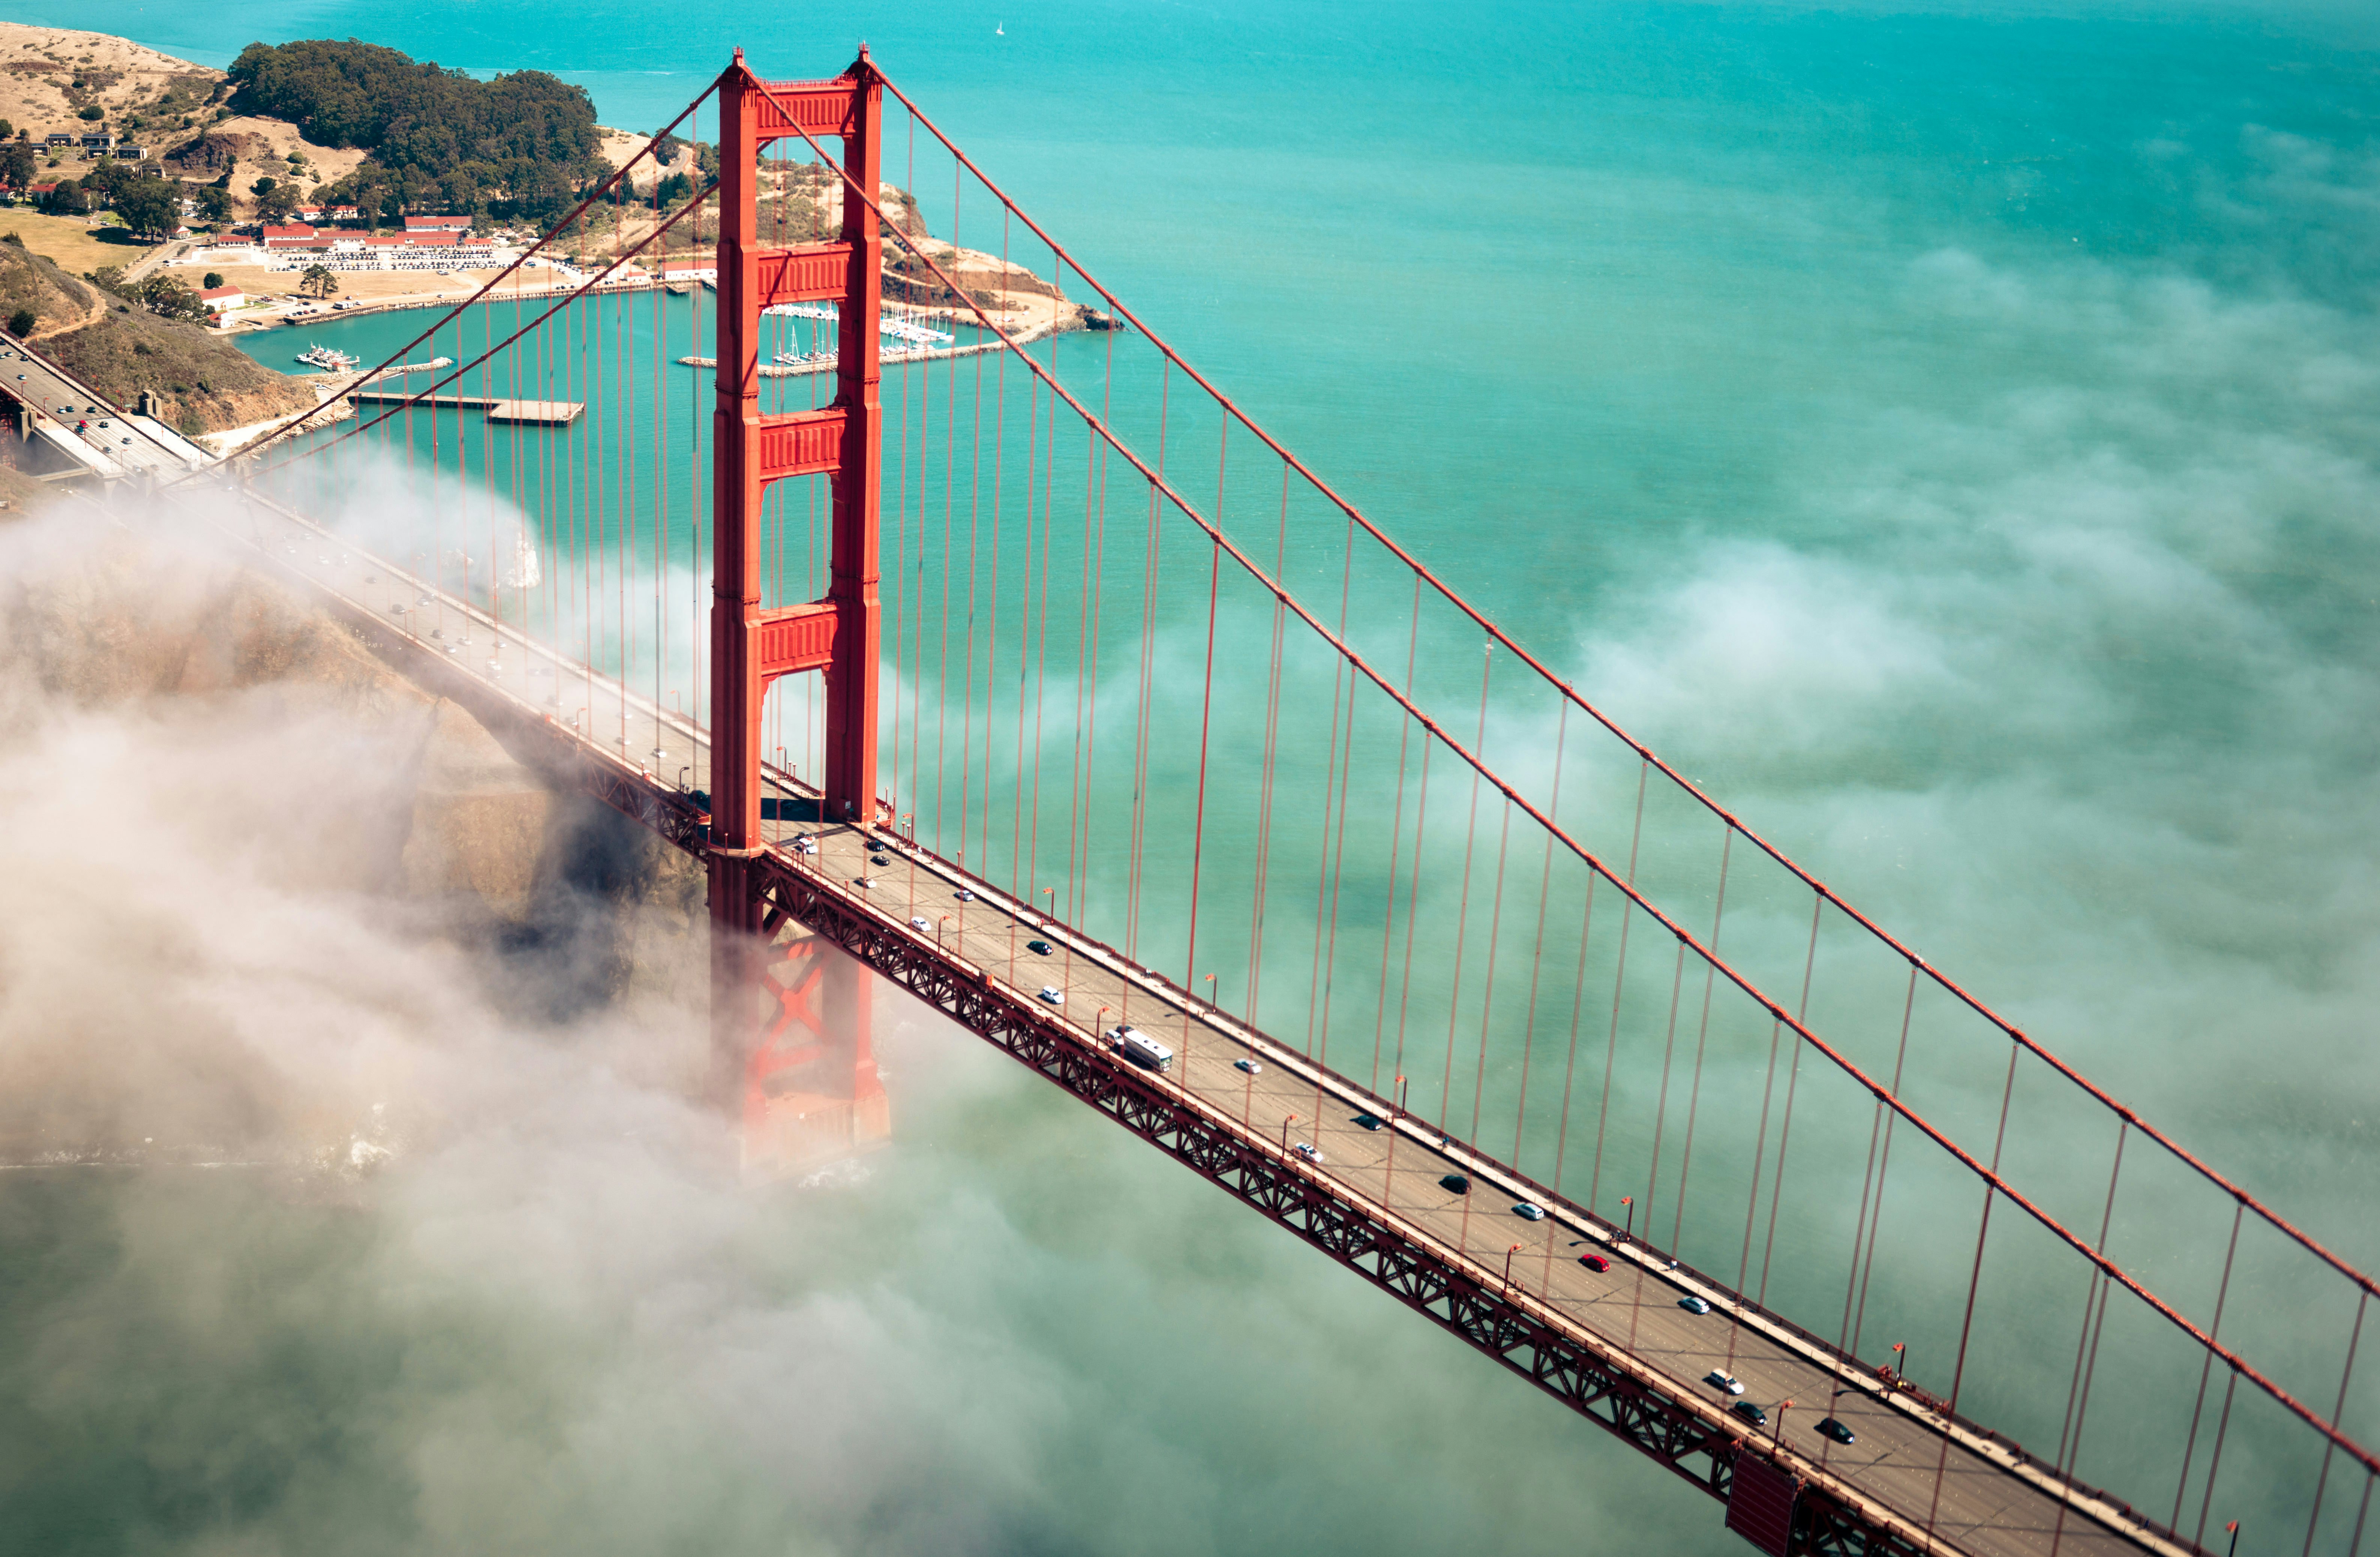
(6, 308), (34, 339)
(195, 184), (233, 223)
(298, 263), (339, 299)
(0, 119), (11, 140)
(254, 182), (300, 222)
(250, 176), (276, 196)
(135, 274), (209, 323)
(82, 159), (131, 200)
(77, 105), (103, 122)
(228, 39), (603, 220)
(113, 178), (180, 238)
(0, 139), (34, 191)
(203, 271), (225, 289)
(39, 180), (87, 216)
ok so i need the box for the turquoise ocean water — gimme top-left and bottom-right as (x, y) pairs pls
(6, 2), (2378, 1552)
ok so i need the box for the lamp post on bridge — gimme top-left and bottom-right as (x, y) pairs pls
(1281, 1114), (1297, 1156)
(1620, 1195), (1634, 1246)
(2225, 1521), (2239, 1557)
(1772, 1399), (1793, 1455)
(1503, 1242), (1524, 1291)
(1890, 1342), (1910, 1391)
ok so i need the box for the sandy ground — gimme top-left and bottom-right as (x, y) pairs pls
(168, 263), (484, 305)
(167, 262), (642, 314)
(0, 209), (159, 274)
(0, 22), (221, 142)
(204, 114), (371, 191)
(594, 126), (698, 192)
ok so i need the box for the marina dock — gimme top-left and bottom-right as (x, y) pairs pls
(346, 392), (585, 424)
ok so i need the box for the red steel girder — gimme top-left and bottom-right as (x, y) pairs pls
(756, 242), (852, 307)
(757, 601), (839, 681)
(753, 79), (858, 142)
(757, 407), (845, 483)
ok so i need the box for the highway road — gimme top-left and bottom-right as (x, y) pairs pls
(2, 338), (208, 480)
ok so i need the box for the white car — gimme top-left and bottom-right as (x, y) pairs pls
(1292, 1142), (1323, 1164)
(854, 876), (876, 889)
(955, 888), (976, 902)
(1512, 1203), (1547, 1222)
(1037, 986), (1064, 1006)
(1705, 1371), (1745, 1396)
(910, 916), (930, 932)
(1234, 1058), (1261, 1076)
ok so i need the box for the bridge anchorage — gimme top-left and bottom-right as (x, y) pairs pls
(156, 45), (2374, 1557)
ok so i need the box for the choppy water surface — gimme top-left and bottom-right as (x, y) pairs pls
(4, 2), (2377, 1552)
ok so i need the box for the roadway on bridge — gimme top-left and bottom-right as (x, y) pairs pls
(4, 340), (209, 480)
(207, 489), (2183, 1557)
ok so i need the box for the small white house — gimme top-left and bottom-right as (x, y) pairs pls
(197, 286), (246, 314)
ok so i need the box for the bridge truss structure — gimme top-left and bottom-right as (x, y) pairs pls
(130, 47), (2377, 1557)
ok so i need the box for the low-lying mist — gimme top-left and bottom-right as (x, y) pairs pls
(0, 504), (1739, 1554)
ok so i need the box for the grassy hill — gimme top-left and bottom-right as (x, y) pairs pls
(1, 240), (313, 434)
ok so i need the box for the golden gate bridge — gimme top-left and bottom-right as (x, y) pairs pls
(110, 46), (2380, 1557)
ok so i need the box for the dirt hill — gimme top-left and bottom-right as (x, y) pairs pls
(0, 239), (316, 433)
(0, 232), (96, 338)
(0, 22), (224, 144)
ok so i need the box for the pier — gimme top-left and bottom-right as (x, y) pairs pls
(346, 392), (585, 424)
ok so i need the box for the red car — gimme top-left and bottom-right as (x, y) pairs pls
(1579, 1253), (1611, 1273)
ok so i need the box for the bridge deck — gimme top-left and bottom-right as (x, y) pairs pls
(204, 487), (2200, 1557)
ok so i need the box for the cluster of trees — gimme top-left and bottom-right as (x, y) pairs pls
(227, 39), (606, 221)
(87, 265), (212, 324)
(35, 159), (183, 237)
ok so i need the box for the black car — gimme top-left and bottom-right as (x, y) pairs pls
(1352, 1113), (1384, 1132)
(1026, 939), (1054, 956)
(1439, 1173), (1470, 1195)
(869, 853), (891, 867)
(1732, 1401), (1767, 1427)
(1817, 1417), (1856, 1445)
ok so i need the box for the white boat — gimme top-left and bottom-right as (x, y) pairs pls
(294, 344), (359, 371)
(760, 300), (954, 348)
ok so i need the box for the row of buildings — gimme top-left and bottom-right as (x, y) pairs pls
(40, 130), (150, 160)
(201, 215), (498, 273)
